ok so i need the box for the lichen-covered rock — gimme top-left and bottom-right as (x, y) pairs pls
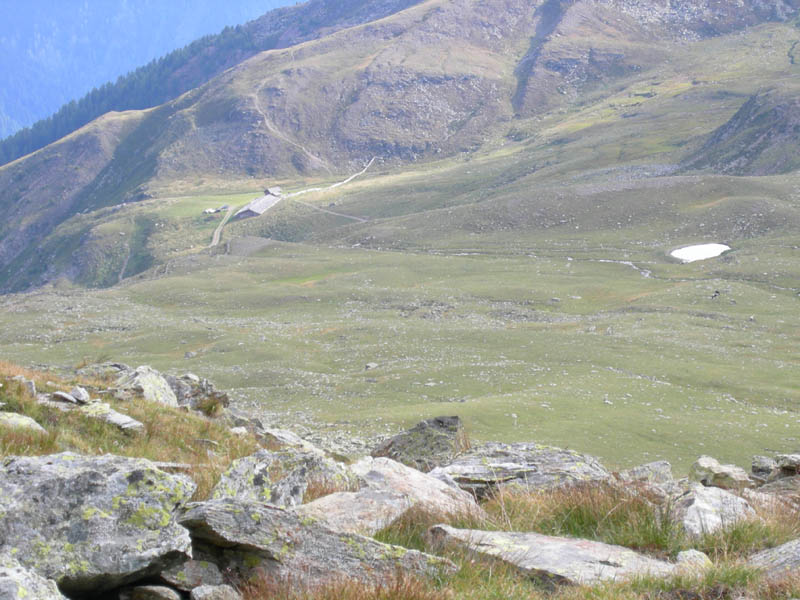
(165, 374), (229, 416)
(0, 452), (195, 595)
(759, 476), (800, 500)
(294, 489), (413, 535)
(371, 416), (467, 472)
(180, 499), (456, 585)
(0, 412), (47, 434)
(429, 442), (611, 498)
(190, 584), (242, 600)
(748, 538), (800, 581)
(426, 525), (674, 584)
(115, 366), (178, 407)
(159, 559), (225, 591)
(211, 448), (357, 507)
(119, 585), (182, 600)
(352, 457), (485, 520)
(0, 555), (66, 600)
(689, 455), (753, 490)
(669, 482), (755, 537)
(79, 402), (145, 434)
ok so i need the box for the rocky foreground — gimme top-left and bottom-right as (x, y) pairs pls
(1, 366), (799, 599)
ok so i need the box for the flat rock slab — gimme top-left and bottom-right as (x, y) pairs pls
(79, 402), (145, 433)
(0, 412), (47, 434)
(159, 559), (225, 591)
(180, 499), (456, 585)
(430, 442), (611, 498)
(352, 456), (485, 520)
(427, 525), (674, 585)
(294, 488), (413, 535)
(191, 584), (242, 600)
(0, 452), (195, 595)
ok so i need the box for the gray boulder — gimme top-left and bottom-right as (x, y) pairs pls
(51, 391), (80, 405)
(776, 454), (800, 478)
(180, 499), (456, 585)
(751, 455), (778, 482)
(10, 376), (36, 397)
(674, 550), (713, 575)
(294, 489), (413, 535)
(70, 386), (92, 404)
(748, 538), (800, 581)
(159, 559), (225, 591)
(258, 428), (321, 453)
(165, 374), (229, 416)
(79, 402), (145, 434)
(430, 442), (611, 498)
(0, 555), (66, 600)
(211, 448), (357, 507)
(689, 455), (753, 490)
(669, 482), (755, 537)
(352, 457), (485, 520)
(371, 416), (468, 472)
(426, 525), (673, 585)
(115, 366), (178, 407)
(0, 412), (47, 434)
(191, 584), (242, 600)
(0, 452), (195, 595)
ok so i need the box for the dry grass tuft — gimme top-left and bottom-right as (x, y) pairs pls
(240, 573), (453, 600)
(303, 475), (360, 503)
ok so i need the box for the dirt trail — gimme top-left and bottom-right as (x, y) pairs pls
(251, 83), (333, 175)
(209, 205), (235, 247)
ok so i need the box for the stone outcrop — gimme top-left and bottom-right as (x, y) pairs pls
(119, 585), (182, 600)
(669, 482), (755, 537)
(748, 538), (800, 581)
(211, 447), (358, 507)
(179, 499), (457, 585)
(426, 525), (674, 585)
(689, 455), (754, 490)
(775, 454), (800, 478)
(115, 366), (178, 407)
(165, 373), (229, 415)
(0, 555), (66, 600)
(0, 452), (195, 595)
(371, 416), (468, 472)
(429, 442), (611, 498)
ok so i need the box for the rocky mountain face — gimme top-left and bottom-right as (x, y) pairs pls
(0, 0), (798, 292)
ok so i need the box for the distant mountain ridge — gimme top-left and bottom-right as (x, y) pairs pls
(0, 0), (424, 167)
(0, 0), (799, 292)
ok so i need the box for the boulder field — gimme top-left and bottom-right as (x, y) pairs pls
(1, 370), (799, 599)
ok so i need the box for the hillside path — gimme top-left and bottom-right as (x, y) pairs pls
(209, 205), (235, 247)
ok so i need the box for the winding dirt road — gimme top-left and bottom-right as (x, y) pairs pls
(209, 205), (235, 247)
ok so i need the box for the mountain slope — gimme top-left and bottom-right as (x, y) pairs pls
(1, 0), (799, 292)
(0, 0), (425, 167)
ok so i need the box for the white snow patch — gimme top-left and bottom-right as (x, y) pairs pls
(670, 244), (731, 263)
